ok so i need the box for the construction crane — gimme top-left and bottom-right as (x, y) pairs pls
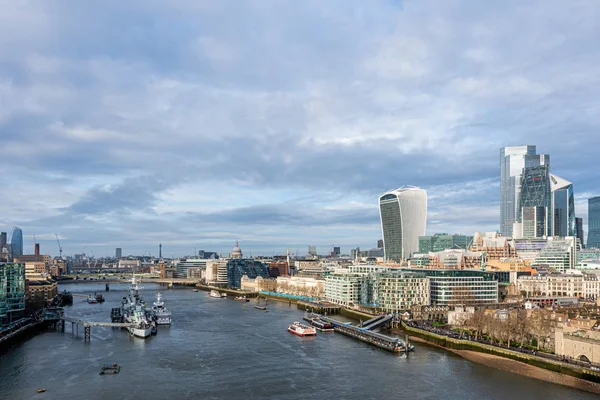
(54, 233), (63, 259)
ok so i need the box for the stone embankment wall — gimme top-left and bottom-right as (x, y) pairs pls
(402, 322), (600, 384)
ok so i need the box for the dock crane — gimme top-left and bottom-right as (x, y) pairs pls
(54, 233), (63, 259)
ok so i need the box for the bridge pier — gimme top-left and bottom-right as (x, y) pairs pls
(61, 320), (65, 331)
(84, 326), (91, 342)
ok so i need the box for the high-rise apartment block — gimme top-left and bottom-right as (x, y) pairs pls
(379, 186), (427, 262)
(115, 248), (122, 259)
(588, 197), (600, 249)
(500, 146), (549, 237)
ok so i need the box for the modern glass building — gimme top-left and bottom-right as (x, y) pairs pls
(517, 165), (552, 237)
(226, 259), (269, 288)
(576, 218), (584, 248)
(8, 226), (23, 260)
(500, 146), (549, 237)
(402, 268), (498, 306)
(379, 186), (427, 262)
(418, 233), (473, 253)
(0, 262), (26, 325)
(550, 174), (575, 237)
(588, 197), (600, 249)
(531, 237), (577, 273)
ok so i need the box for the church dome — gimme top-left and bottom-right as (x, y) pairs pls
(232, 241), (243, 259)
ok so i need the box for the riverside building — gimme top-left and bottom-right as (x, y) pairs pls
(0, 262), (26, 325)
(379, 186), (427, 262)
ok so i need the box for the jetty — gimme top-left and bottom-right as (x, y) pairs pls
(319, 315), (413, 353)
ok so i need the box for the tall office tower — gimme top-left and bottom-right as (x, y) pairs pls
(0, 232), (6, 249)
(500, 146), (549, 237)
(333, 246), (341, 257)
(575, 217), (584, 248)
(550, 174), (575, 237)
(517, 165), (552, 238)
(115, 248), (122, 259)
(159, 243), (162, 259)
(379, 186), (427, 262)
(588, 197), (600, 248)
(9, 226), (23, 259)
(377, 239), (383, 249)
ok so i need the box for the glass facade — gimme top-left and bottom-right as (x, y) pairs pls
(588, 197), (600, 249)
(500, 146), (549, 237)
(550, 174), (575, 237)
(517, 165), (552, 237)
(379, 187), (427, 262)
(9, 226), (23, 260)
(0, 262), (26, 325)
(418, 233), (473, 253)
(226, 259), (269, 288)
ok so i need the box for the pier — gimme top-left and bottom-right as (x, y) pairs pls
(296, 300), (341, 314)
(319, 315), (413, 353)
(45, 311), (135, 342)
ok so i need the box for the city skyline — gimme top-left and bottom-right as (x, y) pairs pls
(2, 1), (600, 256)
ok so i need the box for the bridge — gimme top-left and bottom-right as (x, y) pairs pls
(361, 314), (394, 330)
(53, 316), (136, 342)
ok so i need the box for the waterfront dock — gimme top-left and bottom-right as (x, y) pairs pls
(320, 315), (413, 353)
(296, 300), (341, 314)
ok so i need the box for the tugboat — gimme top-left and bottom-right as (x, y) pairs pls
(87, 294), (98, 304)
(95, 293), (105, 303)
(288, 322), (317, 337)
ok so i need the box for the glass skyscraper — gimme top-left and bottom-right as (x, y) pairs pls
(9, 227), (23, 260)
(550, 174), (575, 237)
(500, 146), (549, 237)
(379, 186), (427, 262)
(517, 165), (552, 238)
(588, 197), (600, 249)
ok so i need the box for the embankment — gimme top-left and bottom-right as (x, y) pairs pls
(401, 322), (600, 393)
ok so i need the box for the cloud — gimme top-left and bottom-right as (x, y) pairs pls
(1, 0), (600, 256)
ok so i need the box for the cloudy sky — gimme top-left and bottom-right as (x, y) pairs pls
(1, 0), (599, 258)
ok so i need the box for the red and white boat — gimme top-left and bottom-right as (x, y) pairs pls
(288, 322), (317, 337)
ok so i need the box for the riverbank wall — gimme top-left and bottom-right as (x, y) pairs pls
(0, 321), (49, 353)
(401, 322), (600, 384)
(194, 284), (259, 298)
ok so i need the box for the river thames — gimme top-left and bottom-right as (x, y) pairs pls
(0, 283), (598, 400)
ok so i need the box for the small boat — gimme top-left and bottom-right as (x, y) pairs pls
(87, 294), (98, 304)
(235, 296), (250, 302)
(288, 322), (317, 337)
(192, 289), (198, 292)
(95, 293), (105, 303)
(37, 389), (46, 393)
(310, 318), (335, 332)
(221, 292), (227, 298)
(254, 305), (267, 310)
(209, 290), (223, 298)
(99, 363), (121, 375)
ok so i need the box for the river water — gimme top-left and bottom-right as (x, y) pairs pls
(0, 283), (597, 400)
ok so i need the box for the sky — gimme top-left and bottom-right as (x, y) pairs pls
(1, 0), (600, 258)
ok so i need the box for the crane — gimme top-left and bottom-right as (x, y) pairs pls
(54, 233), (63, 259)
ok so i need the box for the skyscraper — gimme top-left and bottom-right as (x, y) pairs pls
(379, 186), (427, 262)
(0, 232), (6, 250)
(115, 248), (122, 259)
(575, 217), (584, 248)
(550, 174), (575, 237)
(588, 197), (600, 249)
(9, 227), (23, 259)
(500, 146), (549, 237)
(517, 165), (552, 238)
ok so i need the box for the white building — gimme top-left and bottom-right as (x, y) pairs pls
(324, 272), (367, 307)
(371, 271), (430, 313)
(205, 260), (228, 284)
(276, 276), (325, 297)
(531, 237), (577, 273)
(517, 271), (600, 300)
(379, 186), (427, 262)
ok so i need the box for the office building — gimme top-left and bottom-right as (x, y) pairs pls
(115, 248), (122, 259)
(308, 246), (317, 257)
(379, 186), (427, 262)
(531, 237), (578, 273)
(575, 218), (584, 248)
(418, 233), (473, 253)
(517, 165), (552, 238)
(550, 174), (575, 237)
(500, 145), (549, 237)
(377, 239), (383, 249)
(226, 259), (269, 288)
(9, 227), (23, 260)
(589, 197), (600, 249)
(0, 262), (26, 325)
(0, 232), (6, 249)
(332, 247), (341, 257)
(403, 268), (498, 306)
